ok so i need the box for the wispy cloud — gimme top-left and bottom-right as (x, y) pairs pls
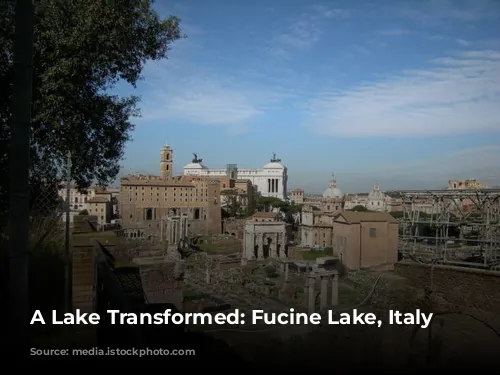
(456, 38), (472, 46)
(378, 28), (412, 36)
(374, 146), (500, 174)
(136, 59), (297, 131)
(392, 0), (500, 24)
(303, 48), (500, 138)
(377, 28), (446, 41)
(268, 5), (350, 59)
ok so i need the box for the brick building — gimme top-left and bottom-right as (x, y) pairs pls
(333, 211), (398, 270)
(119, 144), (221, 239)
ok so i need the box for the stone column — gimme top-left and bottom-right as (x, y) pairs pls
(256, 234), (264, 259)
(205, 267), (211, 284)
(331, 272), (339, 306)
(279, 231), (287, 259)
(303, 278), (309, 307)
(271, 233), (278, 258)
(308, 275), (316, 314)
(320, 275), (328, 311)
(285, 263), (289, 283)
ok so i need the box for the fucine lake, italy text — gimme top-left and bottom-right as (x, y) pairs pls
(30, 308), (433, 329)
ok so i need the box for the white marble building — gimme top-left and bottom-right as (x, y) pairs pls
(183, 153), (288, 200)
(344, 182), (388, 212)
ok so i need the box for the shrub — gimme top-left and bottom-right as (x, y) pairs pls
(264, 265), (278, 278)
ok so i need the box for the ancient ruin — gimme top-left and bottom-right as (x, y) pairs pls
(242, 212), (291, 261)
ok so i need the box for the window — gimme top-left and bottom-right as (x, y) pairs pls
(369, 228), (377, 237)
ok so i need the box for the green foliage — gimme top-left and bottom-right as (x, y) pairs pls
(350, 205), (368, 212)
(0, 0), (184, 210)
(264, 265), (277, 278)
(256, 196), (282, 212)
(255, 196), (302, 215)
(78, 209), (89, 215)
(221, 190), (243, 217)
(324, 247), (333, 256)
(389, 211), (404, 219)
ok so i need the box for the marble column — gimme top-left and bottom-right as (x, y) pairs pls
(279, 231), (287, 259)
(303, 278), (309, 307)
(271, 233), (278, 258)
(320, 276), (328, 311)
(245, 231), (255, 260)
(256, 234), (264, 259)
(308, 275), (316, 314)
(205, 267), (211, 284)
(331, 272), (339, 306)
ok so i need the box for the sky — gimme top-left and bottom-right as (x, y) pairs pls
(118, 0), (500, 194)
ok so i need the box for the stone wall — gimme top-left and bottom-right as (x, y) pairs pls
(110, 241), (166, 264)
(223, 218), (246, 239)
(139, 263), (183, 311)
(209, 233), (240, 246)
(394, 262), (500, 313)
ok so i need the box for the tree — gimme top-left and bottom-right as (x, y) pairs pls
(78, 209), (88, 215)
(350, 205), (368, 212)
(256, 196), (282, 212)
(221, 189), (243, 218)
(0, 0), (184, 212)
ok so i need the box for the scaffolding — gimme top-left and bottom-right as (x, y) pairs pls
(388, 189), (500, 270)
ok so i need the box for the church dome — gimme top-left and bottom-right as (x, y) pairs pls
(368, 182), (384, 200)
(322, 174), (343, 198)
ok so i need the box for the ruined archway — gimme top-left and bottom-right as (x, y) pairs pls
(194, 208), (200, 219)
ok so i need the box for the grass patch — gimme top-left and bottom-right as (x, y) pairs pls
(300, 250), (328, 260)
(198, 243), (220, 253)
(198, 242), (239, 255)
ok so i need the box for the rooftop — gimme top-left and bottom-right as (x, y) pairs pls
(336, 211), (397, 223)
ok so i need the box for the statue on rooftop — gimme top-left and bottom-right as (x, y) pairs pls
(270, 153), (282, 163)
(192, 153), (203, 163)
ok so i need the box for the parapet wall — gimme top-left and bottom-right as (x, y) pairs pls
(394, 262), (500, 313)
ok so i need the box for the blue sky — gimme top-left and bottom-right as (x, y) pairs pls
(118, 0), (500, 194)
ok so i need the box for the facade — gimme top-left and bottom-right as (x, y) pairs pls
(297, 174), (345, 248)
(448, 178), (488, 190)
(332, 211), (398, 270)
(87, 195), (112, 225)
(58, 185), (115, 224)
(183, 153), (288, 200)
(344, 182), (402, 213)
(119, 144), (222, 239)
(300, 210), (335, 248)
(218, 177), (255, 213)
(242, 212), (291, 260)
(290, 188), (304, 204)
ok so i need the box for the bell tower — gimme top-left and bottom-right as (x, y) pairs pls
(160, 142), (173, 179)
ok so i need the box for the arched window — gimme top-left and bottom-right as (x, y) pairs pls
(145, 208), (153, 220)
(194, 208), (200, 219)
